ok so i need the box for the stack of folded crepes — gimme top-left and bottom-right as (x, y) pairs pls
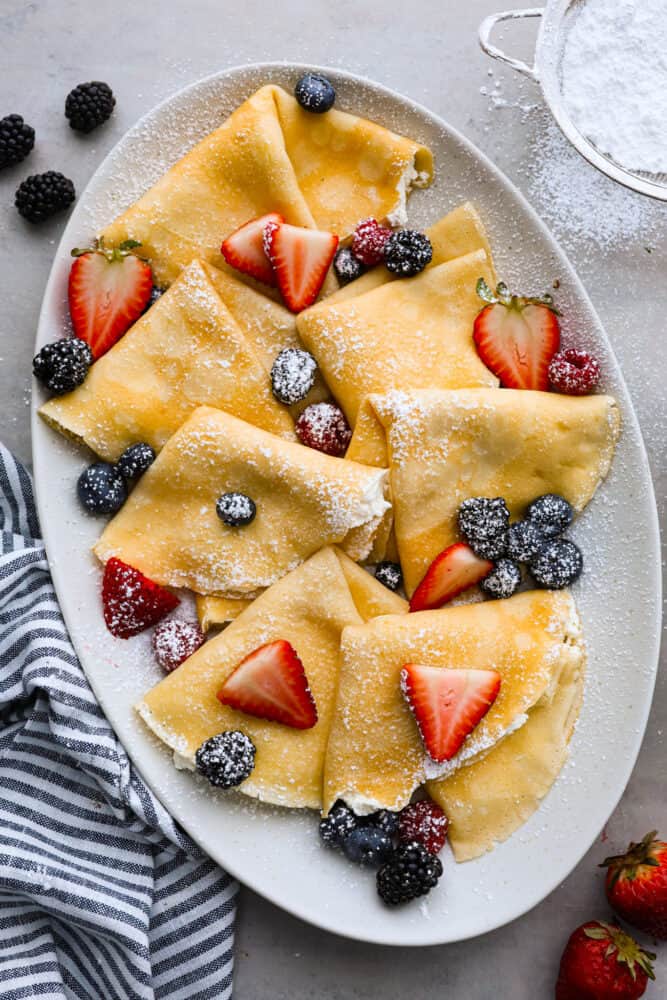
(39, 83), (621, 861)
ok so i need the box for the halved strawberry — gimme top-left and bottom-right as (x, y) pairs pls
(473, 278), (561, 390)
(409, 542), (493, 612)
(217, 639), (318, 729)
(68, 239), (153, 359)
(265, 222), (338, 312)
(401, 663), (501, 762)
(102, 557), (179, 639)
(220, 212), (283, 286)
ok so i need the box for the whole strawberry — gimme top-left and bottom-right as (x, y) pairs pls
(601, 831), (667, 940)
(555, 921), (655, 1000)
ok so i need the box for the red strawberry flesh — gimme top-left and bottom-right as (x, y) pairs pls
(102, 557), (179, 639)
(266, 222), (338, 312)
(473, 294), (560, 391)
(217, 639), (318, 729)
(409, 542), (493, 612)
(221, 212), (283, 286)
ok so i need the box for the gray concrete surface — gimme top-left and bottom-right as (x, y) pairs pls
(2, 1), (665, 996)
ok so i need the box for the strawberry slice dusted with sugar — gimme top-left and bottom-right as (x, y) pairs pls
(265, 222), (339, 312)
(401, 663), (501, 762)
(217, 639), (318, 729)
(102, 557), (179, 639)
(473, 278), (561, 390)
(409, 542), (493, 612)
(68, 239), (153, 359)
(220, 212), (284, 286)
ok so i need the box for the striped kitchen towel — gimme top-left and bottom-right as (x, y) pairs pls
(0, 444), (237, 1000)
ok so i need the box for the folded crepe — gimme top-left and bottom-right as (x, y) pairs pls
(93, 406), (391, 596)
(136, 547), (407, 809)
(353, 388), (620, 595)
(102, 84), (433, 287)
(427, 633), (584, 861)
(323, 589), (584, 816)
(39, 260), (296, 462)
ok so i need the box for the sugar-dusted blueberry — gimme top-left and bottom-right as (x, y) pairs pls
(294, 73), (336, 113)
(530, 539), (583, 589)
(77, 462), (127, 514)
(342, 826), (393, 867)
(216, 492), (256, 527)
(374, 561), (403, 592)
(271, 347), (317, 405)
(116, 442), (156, 480)
(526, 493), (574, 538)
(506, 519), (547, 563)
(480, 558), (522, 599)
(333, 246), (365, 286)
(319, 801), (358, 847)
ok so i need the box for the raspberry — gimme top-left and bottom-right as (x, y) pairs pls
(548, 349), (601, 396)
(102, 558), (179, 639)
(398, 799), (449, 854)
(295, 401), (351, 457)
(351, 218), (392, 266)
(152, 619), (205, 672)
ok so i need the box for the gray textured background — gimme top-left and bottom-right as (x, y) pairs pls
(2, 1), (665, 997)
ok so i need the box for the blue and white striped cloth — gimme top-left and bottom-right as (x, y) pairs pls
(0, 444), (237, 1000)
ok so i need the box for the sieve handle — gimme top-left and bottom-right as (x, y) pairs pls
(478, 8), (543, 82)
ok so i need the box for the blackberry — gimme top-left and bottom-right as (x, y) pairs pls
(77, 462), (127, 515)
(384, 230), (433, 277)
(216, 492), (256, 527)
(195, 731), (256, 789)
(0, 114), (35, 169)
(480, 558), (522, 599)
(343, 826), (393, 867)
(333, 246), (365, 286)
(526, 494), (574, 539)
(366, 809), (400, 838)
(271, 347), (317, 405)
(530, 539), (583, 589)
(319, 801), (358, 847)
(116, 442), (156, 480)
(15, 171), (75, 223)
(65, 81), (115, 133)
(507, 519), (547, 563)
(374, 561), (403, 592)
(33, 337), (92, 395)
(377, 840), (443, 905)
(294, 73), (336, 113)
(458, 496), (510, 560)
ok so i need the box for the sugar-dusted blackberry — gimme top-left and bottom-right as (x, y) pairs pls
(366, 809), (400, 838)
(77, 462), (127, 515)
(33, 337), (93, 395)
(333, 246), (365, 286)
(343, 826), (393, 867)
(294, 73), (336, 113)
(15, 171), (75, 223)
(374, 561), (403, 593)
(216, 492), (256, 527)
(480, 558), (522, 599)
(195, 731), (256, 789)
(526, 493), (574, 538)
(319, 801), (358, 847)
(458, 496), (510, 560)
(295, 401), (351, 457)
(271, 347), (317, 405)
(0, 114), (35, 168)
(65, 81), (115, 133)
(116, 442), (156, 480)
(506, 519), (547, 563)
(383, 230), (433, 277)
(377, 840), (443, 905)
(530, 539), (583, 589)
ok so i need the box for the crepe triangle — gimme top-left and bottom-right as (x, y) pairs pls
(93, 406), (391, 596)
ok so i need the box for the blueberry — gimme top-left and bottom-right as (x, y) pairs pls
(506, 520), (547, 563)
(480, 558), (522, 599)
(366, 809), (400, 838)
(216, 492), (256, 527)
(526, 494), (574, 538)
(271, 347), (317, 405)
(530, 539), (583, 589)
(145, 285), (164, 311)
(294, 73), (336, 113)
(319, 801), (358, 848)
(77, 462), (127, 514)
(374, 561), (403, 592)
(333, 246), (365, 285)
(116, 442), (155, 480)
(383, 230), (432, 277)
(342, 826), (393, 867)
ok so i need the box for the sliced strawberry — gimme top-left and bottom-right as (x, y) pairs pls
(472, 279), (561, 390)
(217, 639), (318, 729)
(266, 222), (338, 312)
(221, 212), (283, 286)
(401, 663), (501, 762)
(102, 557), (179, 639)
(409, 542), (493, 612)
(68, 239), (153, 359)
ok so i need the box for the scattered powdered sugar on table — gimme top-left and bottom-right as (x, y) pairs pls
(561, 0), (667, 175)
